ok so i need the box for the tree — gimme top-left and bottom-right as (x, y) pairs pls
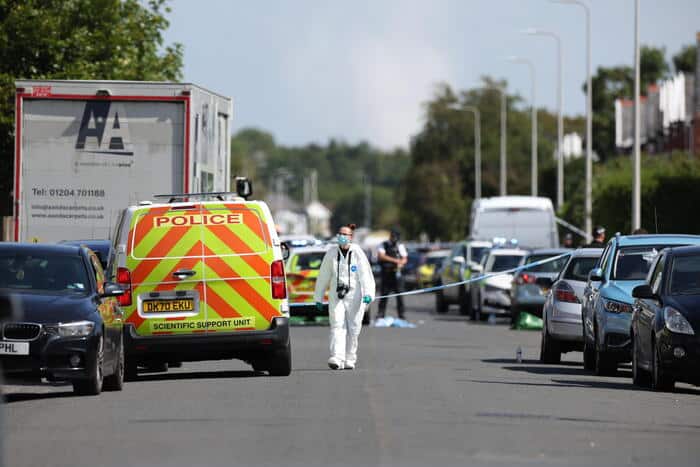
(0, 0), (183, 216)
(672, 44), (696, 73)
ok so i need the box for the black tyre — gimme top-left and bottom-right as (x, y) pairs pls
(583, 327), (595, 370)
(73, 336), (104, 396)
(631, 332), (651, 387)
(458, 286), (471, 316)
(103, 333), (124, 391)
(435, 285), (448, 314)
(267, 343), (292, 376)
(651, 340), (675, 392)
(594, 333), (617, 376)
(540, 323), (561, 364)
(471, 292), (482, 321)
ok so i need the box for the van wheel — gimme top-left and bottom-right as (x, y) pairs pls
(103, 333), (124, 391)
(458, 286), (471, 316)
(267, 343), (292, 376)
(435, 285), (448, 314)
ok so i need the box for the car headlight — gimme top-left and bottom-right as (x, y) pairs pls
(58, 321), (95, 337)
(602, 298), (633, 314)
(664, 307), (695, 335)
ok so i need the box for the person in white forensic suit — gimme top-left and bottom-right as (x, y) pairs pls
(314, 223), (375, 370)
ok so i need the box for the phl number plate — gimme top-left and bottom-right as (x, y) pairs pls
(142, 299), (195, 313)
(0, 341), (30, 355)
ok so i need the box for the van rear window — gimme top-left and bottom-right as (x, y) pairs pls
(130, 205), (270, 260)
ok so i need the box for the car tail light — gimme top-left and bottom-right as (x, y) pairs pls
(554, 282), (579, 304)
(116, 267), (132, 306)
(515, 273), (536, 285)
(271, 260), (287, 299)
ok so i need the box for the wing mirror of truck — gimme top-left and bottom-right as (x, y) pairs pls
(588, 267), (604, 282)
(452, 256), (465, 265)
(235, 177), (253, 199)
(632, 284), (656, 300)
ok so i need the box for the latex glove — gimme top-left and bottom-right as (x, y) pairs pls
(315, 302), (324, 312)
(362, 295), (372, 304)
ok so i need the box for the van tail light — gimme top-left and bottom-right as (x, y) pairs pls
(554, 282), (579, 304)
(515, 273), (536, 285)
(116, 267), (132, 306)
(271, 260), (287, 299)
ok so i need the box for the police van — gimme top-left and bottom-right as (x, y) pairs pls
(109, 179), (291, 378)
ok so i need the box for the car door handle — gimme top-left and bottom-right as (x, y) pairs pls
(173, 269), (196, 279)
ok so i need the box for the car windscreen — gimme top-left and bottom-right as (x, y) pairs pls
(471, 247), (489, 264)
(669, 254), (700, 295)
(489, 255), (523, 272)
(612, 246), (664, 280)
(294, 252), (325, 271)
(0, 253), (90, 294)
(524, 254), (569, 273)
(563, 256), (600, 282)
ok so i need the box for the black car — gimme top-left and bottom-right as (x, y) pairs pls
(59, 239), (114, 272)
(0, 243), (126, 395)
(631, 245), (700, 391)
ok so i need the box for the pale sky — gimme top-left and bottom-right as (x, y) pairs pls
(165, 0), (700, 149)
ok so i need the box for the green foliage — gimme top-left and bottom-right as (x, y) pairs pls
(593, 154), (700, 235)
(672, 44), (697, 73)
(230, 129), (410, 232)
(0, 0), (183, 215)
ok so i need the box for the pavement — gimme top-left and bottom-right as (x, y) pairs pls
(2, 293), (700, 467)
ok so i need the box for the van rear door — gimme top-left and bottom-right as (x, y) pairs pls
(199, 202), (284, 333)
(126, 205), (207, 336)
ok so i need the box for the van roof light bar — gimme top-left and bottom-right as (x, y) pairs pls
(153, 192), (238, 203)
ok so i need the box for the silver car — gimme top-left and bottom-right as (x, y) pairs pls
(540, 248), (603, 363)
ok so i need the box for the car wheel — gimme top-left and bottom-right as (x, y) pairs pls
(73, 335), (104, 396)
(631, 332), (651, 387)
(583, 326), (595, 370)
(471, 293), (482, 321)
(651, 339), (675, 392)
(267, 342), (292, 376)
(103, 333), (124, 391)
(435, 285), (448, 314)
(594, 331), (617, 376)
(540, 321), (561, 364)
(458, 286), (471, 316)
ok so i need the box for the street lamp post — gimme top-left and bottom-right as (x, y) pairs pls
(632, 0), (641, 231)
(507, 56), (538, 196)
(551, 0), (593, 241)
(523, 28), (564, 210)
(461, 105), (482, 200)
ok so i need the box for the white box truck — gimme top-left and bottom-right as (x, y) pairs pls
(13, 80), (232, 242)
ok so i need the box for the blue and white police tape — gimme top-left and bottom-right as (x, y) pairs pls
(288, 250), (573, 306)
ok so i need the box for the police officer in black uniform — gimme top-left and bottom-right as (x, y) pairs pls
(587, 226), (606, 247)
(377, 228), (408, 319)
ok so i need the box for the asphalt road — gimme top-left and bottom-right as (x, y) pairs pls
(2, 293), (700, 467)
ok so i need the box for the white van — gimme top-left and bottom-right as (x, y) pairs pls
(469, 196), (559, 249)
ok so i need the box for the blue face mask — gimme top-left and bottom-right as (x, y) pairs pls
(337, 234), (350, 246)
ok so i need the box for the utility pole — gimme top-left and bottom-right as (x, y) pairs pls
(632, 0), (641, 231)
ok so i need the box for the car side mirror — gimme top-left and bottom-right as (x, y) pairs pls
(632, 284), (656, 300)
(470, 264), (483, 274)
(100, 282), (126, 298)
(588, 267), (603, 282)
(452, 256), (465, 265)
(281, 243), (290, 261)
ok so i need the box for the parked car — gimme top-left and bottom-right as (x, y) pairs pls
(582, 234), (700, 375)
(60, 239), (114, 271)
(471, 248), (528, 321)
(286, 245), (330, 317)
(0, 243), (126, 395)
(469, 196), (559, 249)
(540, 248), (603, 363)
(511, 248), (571, 323)
(418, 249), (451, 288)
(436, 240), (492, 315)
(631, 245), (700, 391)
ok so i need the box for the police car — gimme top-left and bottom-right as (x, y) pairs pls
(109, 179), (292, 378)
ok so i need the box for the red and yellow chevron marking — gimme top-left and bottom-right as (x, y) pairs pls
(124, 203), (283, 336)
